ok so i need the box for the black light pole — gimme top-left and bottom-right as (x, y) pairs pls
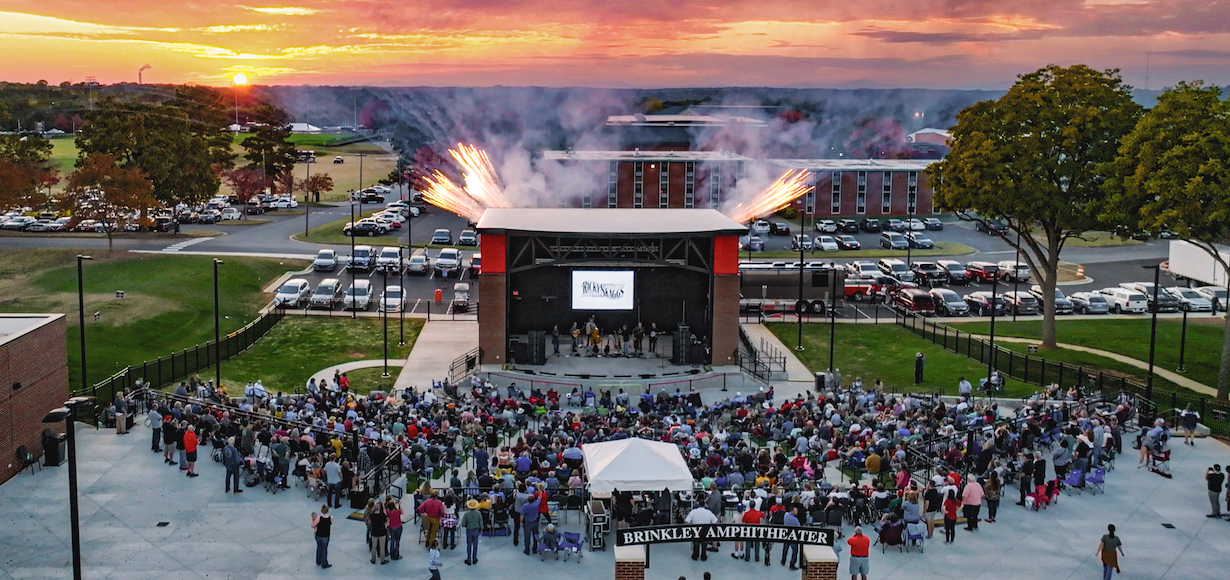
(987, 274), (999, 383)
(304, 158), (311, 238)
(1144, 263), (1161, 410)
(1178, 306), (1188, 372)
(828, 265), (837, 372)
(350, 202), (357, 320)
(1012, 229), (1022, 322)
(214, 259), (224, 388)
(906, 207), (914, 267)
(76, 255), (92, 391)
(796, 246), (805, 351)
(382, 266), (390, 378)
(398, 244), (405, 346)
(42, 396), (93, 580)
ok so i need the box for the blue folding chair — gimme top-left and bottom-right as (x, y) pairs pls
(1060, 469), (1084, 495)
(1086, 468), (1106, 494)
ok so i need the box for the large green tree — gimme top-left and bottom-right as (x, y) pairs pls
(240, 104), (297, 194)
(0, 133), (55, 208)
(164, 85), (238, 171)
(1103, 81), (1230, 399)
(76, 97), (226, 205)
(928, 64), (1142, 349)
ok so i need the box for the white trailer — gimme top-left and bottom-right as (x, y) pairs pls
(1167, 240), (1230, 286)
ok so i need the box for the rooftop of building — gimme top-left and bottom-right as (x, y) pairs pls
(0, 314), (63, 347)
(541, 150), (755, 162)
(770, 158), (937, 171)
(476, 208), (748, 237)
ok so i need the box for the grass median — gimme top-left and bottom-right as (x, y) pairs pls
(219, 316), (423, 395)
(748, 242), (974, 260)
(0, 249), (305, 390)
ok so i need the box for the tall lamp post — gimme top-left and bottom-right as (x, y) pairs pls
(42, 395), (95, 580)
(987, 274), (999, 384)
(356, 153), (367, 201)
(1012, 229), (1022, 322)
(350, 202), (357, 320)
(213, 260), (224, 388)
(1142, 263), (1161, 425)
(382, 266), (390, 378)
(303, 157), (312, 238)
(76, 255), (92, 392)
(796, 246), (805, 351)
(828, 263), (837, 373)
(399, 224), (407, 346)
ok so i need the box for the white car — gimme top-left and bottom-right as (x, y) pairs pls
(379, 285), (404, 312)
(847, 261), (879, 277)
(1164, 287), (1213, 312)
(750, 220), (770, 235)
(907, 218), (926, 231)
(24, 219), (60, 232)
(375, 211), (405, 225)
(815, 220), (837, 233)
(1097, 287), (1147, 314)
(221, 208), (242, 220)
(275, 197), (298, 209)
(1, 216), (35, 230)
(434, 248), (462, 276)
(815, 235), (839, 252)
(274, 278), (311, 307)
(376, 246), (402, 272)
(344, 280), (372, 310)
(1195, 286), (1227, 312)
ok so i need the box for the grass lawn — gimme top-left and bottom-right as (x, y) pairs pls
(342, 367), (402, 396)
(291, 208), (427, 246)
(1035, 229), (1142, 248)
(950, 318), (1224, 390)
(0, 249), (304, 390)
(765, 322), (1037, 397)
(48, 136), (78, 176)
(749, 242), (974, 260)
(219, 317), (422, 395)
(977, 340), (1194, 395)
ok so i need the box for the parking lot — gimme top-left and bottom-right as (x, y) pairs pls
(285, 249), (481, 315)
(745, 216), (985, 254)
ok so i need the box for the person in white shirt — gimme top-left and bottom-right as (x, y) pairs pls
(685, 501), (719, 561)
(958, 377), (972, 401)
(307, 378), (318, 394)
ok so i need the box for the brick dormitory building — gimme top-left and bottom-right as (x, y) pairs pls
(0, 314), (69, 484)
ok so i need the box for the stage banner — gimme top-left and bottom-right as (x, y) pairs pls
(616, 524), (835, 547)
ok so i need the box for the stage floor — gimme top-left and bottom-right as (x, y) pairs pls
(508, 340), (698, 378)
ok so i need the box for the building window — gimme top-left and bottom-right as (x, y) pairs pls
(710, 165), (721, 207)
(831, 171), (842, 215)
(633, 161), (643, 208)
(604, 162), (617, 208)
(659, 162), (669, 208)
(856, 171), (866, 215)
(881, 171), (892, 214)
(805, 172), (816, 215)
(684, 162), (695, 208)
(908, 171), (921, 214)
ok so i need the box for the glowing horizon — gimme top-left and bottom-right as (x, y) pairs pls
(1, 2), (1228, 89)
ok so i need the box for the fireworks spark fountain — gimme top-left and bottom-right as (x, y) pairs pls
(420, 143), (510, 222)
(724, 169), (813, 224)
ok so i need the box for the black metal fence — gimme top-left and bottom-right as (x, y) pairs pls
(78, 308), (286, 420)
(896, 311), (1230, 436)
(449, 347), (482, 385)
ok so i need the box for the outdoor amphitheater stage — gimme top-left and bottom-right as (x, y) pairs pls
(481, 343), (751, 394)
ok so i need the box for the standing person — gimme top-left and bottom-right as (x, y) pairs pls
(1097, 524), (1124, 580)
(942, 490), (961, 544)
(222, 437), (243, 494)
(633, 323), (644, 356)
(148, 407), (162, 452)
(846, 526), (870, 580)
(162, 417), (178, 465)
(1206, 465), (1225, 518)
(923, 481), (942, 538)
(312, 504), (333, 569)
(521, 492), (541, 554)
(780, 506), (802, 570)
(114, 393), (128, 435)
(426, 539), (442, 580)
(648, 323), (659, 356)
(705, 483), (724, 553)
(176, 421), (189, 471)
(961, 476), (984, 530)
(570, 322), (580, 354)
(685, 496), (719, 562)
(914, 352), (925, 384)
(460, 499), (484, 565)
(738, 498), (765, 562)
(324, 455), (343, 509)
(183, 425), (199, 478)
(387, 499), (404, 560)
(984, 471), (1002, 523)
(1016, 453), (1035, 506)
(1180, 405), (1200, 446)
(512, 482), (529, 547)
(622, 325), (632, 356)
(368, 501), (389, 565)
(417, 490), (444, 548)
(551, 325), (560, 356)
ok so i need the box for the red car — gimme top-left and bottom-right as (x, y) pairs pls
(470, 253), (482, 275)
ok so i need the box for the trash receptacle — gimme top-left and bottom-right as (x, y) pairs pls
(815, 371), (826, 392)
(42, 429), (67, 466)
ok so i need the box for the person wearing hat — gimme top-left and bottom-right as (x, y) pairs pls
(914, 352), (926, 384)
(460, 498), (484, 565)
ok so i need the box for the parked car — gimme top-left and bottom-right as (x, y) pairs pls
(930, 288), (969, 316)
(976, 219), (1009, 235)
(1002, 291), (1040, 315)
(312, 249), (337, 271)
(964, 291), (1007, 316)
(905, 232), (934, 249)
(458, 230), (479, 246)
(333, 156), (344, 164)
(995, 261), (1032, 283)
(451, 282), (471, 311)
(1070, 291), (1110, 314)
(936, 260), (970, 285)
(911, 262), (947, 286)
(848, 261), (880, 277)
(836, 235), (860, 250)
(379, 285), (404, 313)
(73, 219), (106, 233)
(274, 278), (311, 308)
(878, 258), (914, 282)
(891, 287), (936, 315)
(1119, 282), (1180, 312)
(407, 250), (431, 274)
(434, 248), (463, 276)
(1, 216), (35, 230)
(791, 234), (813, 251)
(814, 235), (839, 252)
(923, 217), (944, 230)
(965, 261), (1000, 283)
(814, 220), (837, 233)
(309, 278), (344, 309)
(1097, 287), (1148, 314)
(1028, 285), (1074, 314)
(879, 231), (908, 250)
(200, 209), (221, 223)
(744, 235), (765, 251)
(376, 246), (402, 273)
(906, 218), (926, 231)
(343, 279), (373, 310)
(357, 191), (385, 204)
(885, 219), (906, 232)
(431, 228), (452, 244)
(344, 219), (385, 237)
(24, 219), (60, 232)
(1194, 286), (1228, 312)
(275, 196), (298, 209)
(750, 220), (770, 235)
(837, 219), (860, 233)
(1164, 287), (1213, 312)
(770, 222), (792, 236)
(859, 218), (883, 233)
(221, 208), (242, 220)
(470, 253), (482, 275)
(347, 245), (375, 271)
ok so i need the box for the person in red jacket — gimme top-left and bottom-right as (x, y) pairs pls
(536, 483), (552, 524)
(184, 425), (200, 478)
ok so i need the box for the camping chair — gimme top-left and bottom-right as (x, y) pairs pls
(877, 522), (904, 553)
(905, 521), (926, 553)
(15, 446), (40, 474)
(558, 531), (586, 561)
(1086, 468), (1107, 494)
(1060, 469), (1084, 495)
(539, 528), (560, 560)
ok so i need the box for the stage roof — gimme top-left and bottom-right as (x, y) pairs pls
(476, 208), (748, 237)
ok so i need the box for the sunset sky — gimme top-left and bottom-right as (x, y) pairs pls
(1, 1), (1228, 88)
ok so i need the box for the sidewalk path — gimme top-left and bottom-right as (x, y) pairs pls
(393, 320), (478, 393)
(308, 358), (405, 389)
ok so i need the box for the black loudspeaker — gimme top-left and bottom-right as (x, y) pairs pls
(512, 340), (528, 364)
(527, 330), (546, 365)
(672, 325), (690, 365)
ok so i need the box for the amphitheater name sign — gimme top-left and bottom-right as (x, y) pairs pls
(616, 525), (835, 547)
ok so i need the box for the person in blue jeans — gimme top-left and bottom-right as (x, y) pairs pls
(460, 499), (484, 565)
(521, 494), (541, 554)
(311, 505), (332, 569)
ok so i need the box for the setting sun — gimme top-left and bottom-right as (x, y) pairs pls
(231, 73), (248, 86)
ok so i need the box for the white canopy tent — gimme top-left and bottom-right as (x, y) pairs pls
(582, 438), (694, 497)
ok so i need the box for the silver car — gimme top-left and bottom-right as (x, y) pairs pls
(312, 249), (337, 271)
(929, 288), (969, 316)
(1164, 287), (1213, 312)
(1069, 292), (1110, 314)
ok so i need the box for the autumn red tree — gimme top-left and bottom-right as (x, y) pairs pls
(61, 153), (156, 250)
(222, 167), (269, 219)
(297, 173), (333, 203)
